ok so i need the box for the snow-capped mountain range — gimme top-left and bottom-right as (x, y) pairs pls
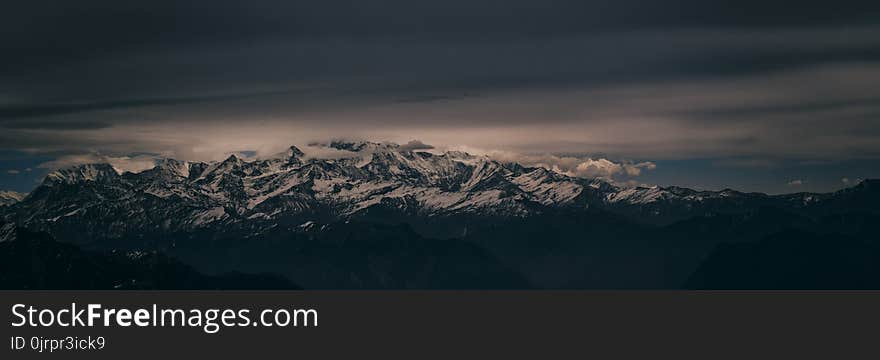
(1, 140), (878, 289)
(1, 140), (875, 238)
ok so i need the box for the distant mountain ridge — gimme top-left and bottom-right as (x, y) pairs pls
(4, 141), (872, 234)
(1, 140), (878, 289)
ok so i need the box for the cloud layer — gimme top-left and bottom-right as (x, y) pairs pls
(1, 1), (879, 192)
(478, 150), (656, 179)
(38, 154), (159, 174)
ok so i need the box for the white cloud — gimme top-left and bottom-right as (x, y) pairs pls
(6, 169), (20, 174)
(38, 154), (158, 174)
(454, 147), (656, 180)
(299, 144), (364, 160)
(398, 140), (435, 151)
(570, 158), (655, 178)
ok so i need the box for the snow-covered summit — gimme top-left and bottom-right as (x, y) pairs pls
(44, 163), (119, 185)
(17, 142), (606, 229)
(11, 141), (867, 235)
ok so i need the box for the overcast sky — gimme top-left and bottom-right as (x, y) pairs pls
(2, 0), (879, 194)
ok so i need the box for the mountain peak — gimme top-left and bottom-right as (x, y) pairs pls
(443, 150), (474, 158)
(328, 140), (397, 152)
(287, 145), (304, 158)
(151, 158), (192, 178)
(223, 154), (240, 163)
(44, 163), (118, 185)
(0, 191), (25, 206)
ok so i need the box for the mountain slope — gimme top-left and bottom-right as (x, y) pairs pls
(2, 141), (878, 289)
(8, 141), (867, 244)
(686, 230), (880, 290)
(0, 223), (299, 290)
(0, 191), (24, 207)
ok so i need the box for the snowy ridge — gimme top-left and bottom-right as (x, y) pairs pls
(8, 141), (862, 235)
(45, 163), (119, 185)
(16, 142), (601, 231)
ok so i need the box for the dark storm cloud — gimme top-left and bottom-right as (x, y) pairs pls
(5, 1), (880, 49)
(0, 89), (304, 120)
(2, 0), (880, 193)
(1, 120), (112, 130)
(5, 0), (880, 78)
(396, 95), (474, 104)
(679, 98), (880, 120)
(399, 140), (435, 151)
(5, 27), (879, 119)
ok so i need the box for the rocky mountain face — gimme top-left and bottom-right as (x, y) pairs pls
(20, 142), (592, 231)
(0, 191), (24, 207)
(1, 141), (878, 289)
(3, 141), (859, 236)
